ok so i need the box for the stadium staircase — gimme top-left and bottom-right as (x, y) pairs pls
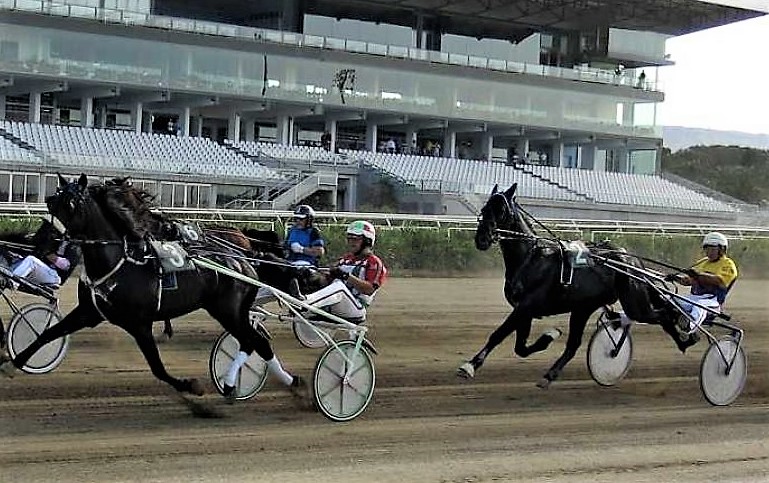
(221, 141), (338, 209)
(511, 163), (595, 202)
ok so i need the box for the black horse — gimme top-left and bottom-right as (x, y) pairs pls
(0, 174), (294, 400)
(457, 183), (623, 387)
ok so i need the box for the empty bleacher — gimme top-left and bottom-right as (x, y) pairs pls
(234, 141), (356, 166)
(349, 149), (735, 213)
(0, 121), (284, 181)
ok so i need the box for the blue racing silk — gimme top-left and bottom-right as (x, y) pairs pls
(285, 226), (325, 265)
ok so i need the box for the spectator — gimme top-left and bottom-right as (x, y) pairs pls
(385, 138), (396, 154)
(321, 131), (331, 151)
(637, 70), (647, 89)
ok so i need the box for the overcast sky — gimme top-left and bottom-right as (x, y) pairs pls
(658, 13), (769, 134)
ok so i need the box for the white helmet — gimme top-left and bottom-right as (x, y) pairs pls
(702, 232), (728, 249)
(346, 220), (376, 246)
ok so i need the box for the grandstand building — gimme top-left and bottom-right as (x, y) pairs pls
(0, 0), (765, 221)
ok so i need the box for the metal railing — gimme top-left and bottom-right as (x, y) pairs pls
(2, 203), (768, 237)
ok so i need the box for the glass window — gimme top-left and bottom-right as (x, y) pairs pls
(45, 175), (58, 197)
(0, 173), (9, 202)
(11, 175), (24, 202)
(25, 174), (39, 202)
(188, 185), (199, 207)
(160, 183), (173, 206)
(173, 184), (185, 207)
(199, 185), (210, 207)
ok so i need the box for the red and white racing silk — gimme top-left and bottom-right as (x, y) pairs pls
(336, 252), (387, 306)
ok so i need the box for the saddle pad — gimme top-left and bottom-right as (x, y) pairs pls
(560, 240), (591, 267)
(149, 240), (195, 273)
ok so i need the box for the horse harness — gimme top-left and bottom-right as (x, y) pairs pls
(72, 222), (204, 320)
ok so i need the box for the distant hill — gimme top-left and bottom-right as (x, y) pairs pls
(663, 126), (769, 152)
(662, 146), (769, 205)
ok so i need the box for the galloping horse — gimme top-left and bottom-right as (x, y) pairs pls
(457, 183), (621, 387)
(0, 174), (288, 400)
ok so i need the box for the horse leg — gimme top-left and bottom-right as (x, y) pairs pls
(513, 316), (561, 358)
(457, 310), (523, 379)
(538, 309), (591, 388)
(210, 297), (306, 403)
(119, 321), (203, 395)
(0, 304), (102, 375)
(162, 319), (174, 340)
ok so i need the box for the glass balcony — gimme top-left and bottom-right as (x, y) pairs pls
(0, 0), (662, 92)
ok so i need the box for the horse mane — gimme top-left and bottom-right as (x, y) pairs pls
(92, 177), (167, 239)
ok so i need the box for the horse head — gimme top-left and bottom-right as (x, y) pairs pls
(46, 173), (95, 238)
(475, 183), (530, 250)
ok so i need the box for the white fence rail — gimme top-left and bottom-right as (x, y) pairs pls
(3, 203), (769, 238)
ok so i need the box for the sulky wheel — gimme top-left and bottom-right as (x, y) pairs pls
(587, 318), (633, 387)
(699, 336), (747, 406)
(209, 330), (268, 401)
(292, 319), (329, 349)
(7, 303), (68, 374)
(313, 340), (375, 422)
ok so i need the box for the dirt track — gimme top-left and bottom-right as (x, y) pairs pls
(1, 278), (767, 482)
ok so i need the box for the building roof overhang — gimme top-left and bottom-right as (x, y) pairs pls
(305, 0), (768, 41)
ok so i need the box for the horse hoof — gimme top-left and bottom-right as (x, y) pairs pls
(536, 377), (551, 389)
(188, 378), (205, 396)
(154, 333), (172, 344)
(457, 362), (475, 379)
(0, 355), (16, 379)
(543, 328), (562, 341)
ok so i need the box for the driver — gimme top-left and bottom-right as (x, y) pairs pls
(666, 231), (738, 338)
(290, 220), (387, 322)
(285, 205), (325, 266)
(253, 204), (326, 306)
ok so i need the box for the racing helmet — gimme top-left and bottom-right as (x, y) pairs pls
(346, 220), (376, 247)
(702, 231), (728, 249)
(293, 205), (316, 224)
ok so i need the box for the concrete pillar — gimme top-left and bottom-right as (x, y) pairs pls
(520, 139), (530, 160)
(244, 119), (255, 142)
(482, 133), (494, 162)
(552, 142), (563, 167)
(276, 115), (294, 146)
(443, 128), (457, 158)
(228, 110), (241, 142)
(179, 107), (190, 137)
(194, 115), (203, 137)
(405, 126), (417, 150)
(365, 122), (378, 151)
(325, 118), (337, 153)
(29, 92), (41, 123)
(345, 176), (357, 211)
(97, 105), (107, 128)
(130, 102), (143, 134)
(142, 111), (152, 134)
(0, 95), (6, 121)
(621, 102), (634, 127)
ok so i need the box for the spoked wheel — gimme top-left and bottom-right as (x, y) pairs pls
(293, 319), (329, 349)
(700, 336), (747, 406)
(209, 331), (268, 401)
(7, 303), (68, 374)
(587, 318), (633, 387)
(313, 340), (375, 422)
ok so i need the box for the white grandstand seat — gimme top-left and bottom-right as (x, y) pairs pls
(4, 121), (286, 182)
(343, 149), (733, 212)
